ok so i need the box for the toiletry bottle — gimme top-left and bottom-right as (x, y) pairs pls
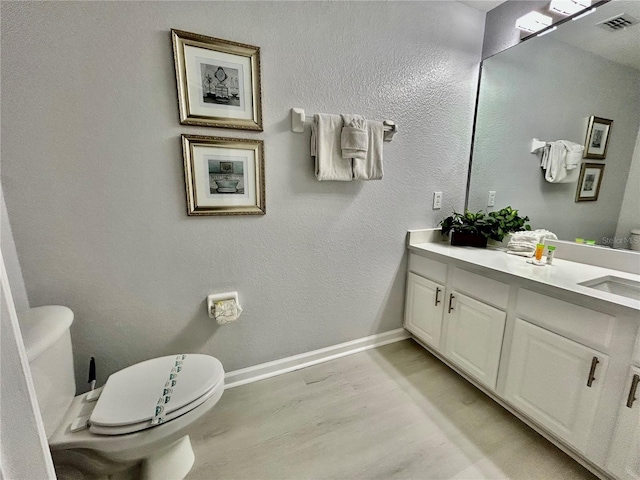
(535, 243), (544, 262)
(546, 245), (556, 265)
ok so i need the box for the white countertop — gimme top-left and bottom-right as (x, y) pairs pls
(409, 242), (640, 312)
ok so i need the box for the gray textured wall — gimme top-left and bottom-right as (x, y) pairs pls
(468, 36), (640, 243)
(1, 1), (484, 388)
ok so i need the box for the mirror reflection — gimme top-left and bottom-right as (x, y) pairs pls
(467, 1), (640, 249)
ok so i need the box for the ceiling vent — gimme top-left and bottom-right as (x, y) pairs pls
(597, 13), (638, 32)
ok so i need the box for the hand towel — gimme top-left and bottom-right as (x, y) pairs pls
(352, 120), (384, 180)
(506, 229), (557, 257)
(311, 114), (353, 181)
(541, 140), (584, 183)
(340, 114), (369, 160)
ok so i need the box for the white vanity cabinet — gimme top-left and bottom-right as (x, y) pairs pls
(404, 240), (640, 480)
(505, 318), (609, 453)
(606, 366), (640, 480)
(404, 256), (508, 390)
(444, 292), (506, 390)
(404, 272), (445, 350)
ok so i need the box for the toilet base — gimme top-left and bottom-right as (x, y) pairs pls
(53, 435), (195, 480)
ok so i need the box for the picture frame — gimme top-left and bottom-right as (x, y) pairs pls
(575, 163), (605, 202)
(172, 29), (263, 131)
(583, 116), (612, 159)
(182, 135), (265, 216)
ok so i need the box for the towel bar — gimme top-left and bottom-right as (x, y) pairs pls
(290, 108), (397, 142)
(531, 138), (547, 152)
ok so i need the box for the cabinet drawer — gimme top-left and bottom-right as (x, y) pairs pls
(452, 267), (509, 310)
(516, 289), (615, 352)
(408, 254), (447, 284)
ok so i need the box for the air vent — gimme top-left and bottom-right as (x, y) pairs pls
(597, 13), (638, 32)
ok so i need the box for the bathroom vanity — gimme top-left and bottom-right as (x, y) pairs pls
(404, 231), (640, 480)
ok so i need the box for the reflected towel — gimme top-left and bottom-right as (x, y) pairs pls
(541, 140), (584, 183)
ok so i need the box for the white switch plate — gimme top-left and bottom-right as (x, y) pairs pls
(433, 191), (442, 210)
(488, 191), (496, 207)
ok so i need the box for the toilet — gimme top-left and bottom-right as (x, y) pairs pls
(20, 305), (225, 480)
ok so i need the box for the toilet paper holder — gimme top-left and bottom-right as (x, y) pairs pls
(206, 292), (242, 324)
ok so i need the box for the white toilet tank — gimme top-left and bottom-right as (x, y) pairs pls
(20, 306), (77, 437)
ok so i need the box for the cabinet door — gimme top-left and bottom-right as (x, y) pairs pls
(505, 319), (609, 453)
(606, 366), (640, 480)
(404, 272), (445, 350)
(444, 292), (506, 390)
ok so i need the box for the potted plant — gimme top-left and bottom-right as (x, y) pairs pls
(439, 210), (496, 248)
(440, 207), (531, 248)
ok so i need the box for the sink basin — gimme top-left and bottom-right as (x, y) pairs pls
(579, 276), (640, 300)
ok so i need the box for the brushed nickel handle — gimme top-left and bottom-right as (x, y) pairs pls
(435, 288), (441, 306)
(448, 294), (455, 313)
(626, 374), (639, 408)
(587, 357), (599, 387)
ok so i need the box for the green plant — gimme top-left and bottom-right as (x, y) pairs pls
(439, 210), (497, 239)
(486, 206), (531, 241)
(439, 207), (531, 242)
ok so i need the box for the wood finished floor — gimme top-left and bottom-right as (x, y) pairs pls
(186, 339), (597, 480)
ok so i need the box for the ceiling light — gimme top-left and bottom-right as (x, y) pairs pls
(515, 12), (553, 33)
(572, 8), (597, 20)
(537, 26), (557, 37)
(550, 0), (592, 16)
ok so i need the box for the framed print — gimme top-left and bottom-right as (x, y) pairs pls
(182, 135), (265, 215)
(172, 29), (263, 131)
(575, 163), (605, 202)
(583, 116), (612, 159)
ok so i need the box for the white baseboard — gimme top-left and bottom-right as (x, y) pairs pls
(224, 328), (411, 389)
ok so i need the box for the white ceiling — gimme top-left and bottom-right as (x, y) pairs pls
(551, 0), (640, 71)
(457, 0), (507, 13)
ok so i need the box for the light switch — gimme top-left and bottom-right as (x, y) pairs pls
(433, 192), (442, 210)
(488, 191), (496, 207)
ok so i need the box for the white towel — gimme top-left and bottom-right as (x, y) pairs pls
(506, 229), (557, 257)
(340, 114), (368, 160)
(540, 140), (584, 183)
(311, 114), (353, 181)
(352, 120), (384, 181)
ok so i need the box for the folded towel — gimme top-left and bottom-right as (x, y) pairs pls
(540, 140), (584, 183)
(352, 120), (384, 181)
(507, 229), (558, 257)
(311, 114), (353, 181)
(340, 115), (369, 160)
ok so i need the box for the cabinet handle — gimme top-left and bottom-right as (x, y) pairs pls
(448, 294), (455, 313)
(587, 357), (599, 387)
(435, 288), (441, 306)
(626, 374), (639, 408)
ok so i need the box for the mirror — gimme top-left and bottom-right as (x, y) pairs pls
(467, 1), (640, 248)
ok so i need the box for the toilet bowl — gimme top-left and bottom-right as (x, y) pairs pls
(20, 306), (224, 480)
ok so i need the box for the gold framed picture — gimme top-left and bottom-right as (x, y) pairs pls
(583, 116), (612, 160)
(182, 135), (265, 216)
(172, 29), (263, 131)
(575, 163), (605, 202)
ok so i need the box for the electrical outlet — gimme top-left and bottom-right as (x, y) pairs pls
(433, 191), (442, 210)
(488, 191), (496, 207)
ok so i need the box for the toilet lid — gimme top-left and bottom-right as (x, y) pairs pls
(90, 354), (223, 429)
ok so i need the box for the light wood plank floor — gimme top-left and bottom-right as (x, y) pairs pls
(187, 339), (597, 480)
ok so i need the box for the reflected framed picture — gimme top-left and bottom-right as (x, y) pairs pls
(575, 163), (605, 202)
(172, 29), (263, 131)
(182, 135), (265, 216)
(583, 116), (612, 159)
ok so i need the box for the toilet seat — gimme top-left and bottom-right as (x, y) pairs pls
(89, 354), (224, 435)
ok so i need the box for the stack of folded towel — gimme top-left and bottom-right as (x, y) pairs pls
(311, 113), (383, 181)
(507, 229), (558, 257)
(539, 140), (584, 183)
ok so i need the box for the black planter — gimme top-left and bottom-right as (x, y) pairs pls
(450, 231), (488, 248)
